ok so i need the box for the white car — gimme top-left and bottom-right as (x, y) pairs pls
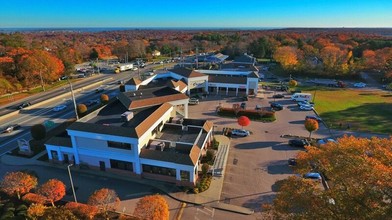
(353, 82), (366, 88)
(231, 129), (250, 137)
(189, 98), (199, 105)
(53, 105), (67, 112)
(300, 105), (314, 111)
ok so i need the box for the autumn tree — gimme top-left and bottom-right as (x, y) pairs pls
(41, 206), (77, 220)
(319, 45), (351, 74)
(288, 79), (298, 87)
(304, 118), (318, 138)
(0, 171), (38, 199)
(77, 104), (87, 115)
(22, 193), (46, 204)
(100, 94), (109, 104)
(237, 116), (250, 129)
(87, 188), (120, 219)
(27, 203), (47, 220)
(265, 135), (392, 219)
(273, 46), (301, 70)
(65, 202), (98, 220)
(134, 195), (169, 220)
(37, 179), (66, 207)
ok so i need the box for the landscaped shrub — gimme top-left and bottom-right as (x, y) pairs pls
(100, 94), (109, 104)
(196, 175), (212, 193)
(212, 138), (219, 150)
(205, 150), (215, 163)
(202, 163), (209, 175)
(77, 104), (87, 115)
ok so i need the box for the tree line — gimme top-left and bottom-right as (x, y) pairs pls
(0, 29), (391, 95)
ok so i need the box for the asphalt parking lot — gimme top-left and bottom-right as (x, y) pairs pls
(188, 88), (332, 215)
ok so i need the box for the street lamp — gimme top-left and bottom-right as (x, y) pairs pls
(67, 164), (77, 203)
(67, 79), (79, 120)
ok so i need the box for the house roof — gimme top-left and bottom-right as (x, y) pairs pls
(68, 101), (173, 138)
(139, 144), (201, 166)
(118, 86), (189, 110)
(127, 77), (142, 86)
(168, 80), (187, 91)
(170, 68), (206, 78)
(233, 53), (257, 64)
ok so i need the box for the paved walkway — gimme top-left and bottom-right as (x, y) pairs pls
(0, 135), (253, 215)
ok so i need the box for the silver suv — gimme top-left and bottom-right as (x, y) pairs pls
(231, 129), (250, 137)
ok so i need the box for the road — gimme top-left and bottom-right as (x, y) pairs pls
(0, 64), (165, 155)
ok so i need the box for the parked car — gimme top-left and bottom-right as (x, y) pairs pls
(288, 139), (310, 148)
(300, 105), (314, 111)
(240, 102), (246, 109)
(231, 129), (250, 137)
(317, 138), (337, 146)
(255, 104), (262, 110)
(270, 102), (283, 111)
(288, 158), (297, 166)
(1, 124), (21, 133)
(298, 100), (315, 107)
(53, 105), (67, 112)
(189, 98), (199, 105)
(85, 99), (100, 106)
(305, 115), (322, 122)
(273, 94), (285, 99)
(95, 88), (104, 93)
(303, 172), (322, 181)
(17, 101), (32, 109)
(353, 82), (367, 88)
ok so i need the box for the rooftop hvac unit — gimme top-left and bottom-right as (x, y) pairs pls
(121, 111), (134, 122)
(182, 126), (188, 131)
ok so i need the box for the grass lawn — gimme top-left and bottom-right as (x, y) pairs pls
(301, 87), (392, 134)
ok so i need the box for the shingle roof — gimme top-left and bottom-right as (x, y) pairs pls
(135, 103), (173, 137)
(127, 77), (142, 85)
(170, 68), (206, 78)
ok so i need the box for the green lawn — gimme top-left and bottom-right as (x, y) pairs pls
(302, 88), (392, 134)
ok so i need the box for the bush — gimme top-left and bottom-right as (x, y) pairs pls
(77, 104), (87, 115)
(205, 149), (215, 163)
(202, 163), (209, 175)
(100, 94), (109, 104)
(31, 124), (46, 140)
(212, 138), (219, 150)
(119, 84), (125, 92)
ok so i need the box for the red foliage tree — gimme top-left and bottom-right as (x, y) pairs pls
(87, 188), (120, 219)
(37, 179), (66, 207)
(0, 171), (38, 199)
(65, 202), (98, 220)
(237, 116), (251, 129)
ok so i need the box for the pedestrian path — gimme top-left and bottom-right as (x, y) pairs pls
(0, 135), (254, 215)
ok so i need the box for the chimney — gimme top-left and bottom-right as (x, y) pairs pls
(121, 111), (134, 122)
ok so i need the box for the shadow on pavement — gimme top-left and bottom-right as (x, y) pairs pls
(271, 143), (304, 151)
(265, 160), (293, 175)
(288, 120), (305, 124)
(234, 141), (280, 149)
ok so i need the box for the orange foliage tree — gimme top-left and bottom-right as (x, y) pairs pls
(319, 45), (350, 73)
(133, 195), (169, 220)
(87, 188), (120, 219)
(0, 171), (38, 199)
(22, 192), (46, 204)
(65, 202), (98, 220)
(37, 179), (66, 207)
(264, 136), (392, 219)
(304, 118), (319, 138)
(273, 46), (301, 70)
(27, 203), (47, 219)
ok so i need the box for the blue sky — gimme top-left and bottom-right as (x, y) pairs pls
(0, 0), (391, 28)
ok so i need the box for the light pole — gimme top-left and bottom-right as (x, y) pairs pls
(67, 164), (77, 203)
(67, 79), (79, 120)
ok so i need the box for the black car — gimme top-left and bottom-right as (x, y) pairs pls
(17, 102), (31, 109)
(288, 158), (297, 166)
(270, 102), (283, 111)
(240, 102), (246, 109)
(288, 139), (310, 148)
(273, 94), (285, 99)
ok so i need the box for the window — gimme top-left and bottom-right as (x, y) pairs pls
(110, 159), (133, 171)
(181, 170), (190, 181)
(108, 141), (132, 150)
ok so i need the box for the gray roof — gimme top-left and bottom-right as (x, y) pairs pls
(233, 54), (257, 64)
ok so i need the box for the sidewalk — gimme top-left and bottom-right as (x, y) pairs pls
(0, 135), (253, 215)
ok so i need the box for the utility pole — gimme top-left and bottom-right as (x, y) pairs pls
(67, 79), (79, 120)
(39, 70), (45, 91)
(67, 164), (77, 203)
(196, 47), (199, 69)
